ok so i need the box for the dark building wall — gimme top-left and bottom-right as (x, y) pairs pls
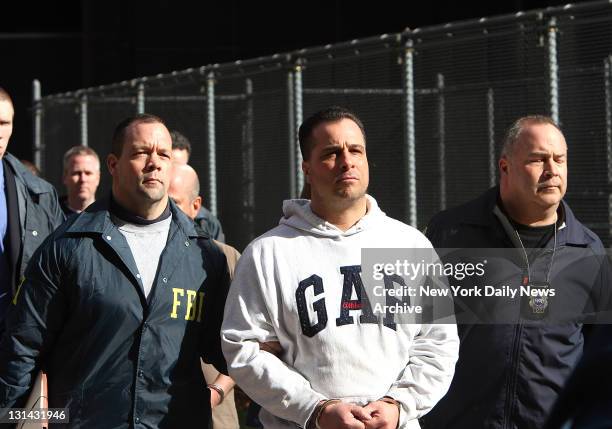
(4, 0), (582, 162)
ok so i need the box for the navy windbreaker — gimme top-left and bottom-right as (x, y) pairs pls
(0, 197), (229, 428)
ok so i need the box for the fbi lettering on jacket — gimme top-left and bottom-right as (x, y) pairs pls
(170, 288), (205, 321)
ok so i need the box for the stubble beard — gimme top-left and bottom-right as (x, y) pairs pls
(332, 184), (367, 208)
(136, 181), (166, 204)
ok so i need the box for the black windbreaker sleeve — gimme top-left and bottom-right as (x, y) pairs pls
(198, 237), (230, 376)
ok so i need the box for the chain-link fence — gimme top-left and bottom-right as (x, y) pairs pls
(32, 1), (612, 250)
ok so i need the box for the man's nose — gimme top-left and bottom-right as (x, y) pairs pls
(544, 158), (560, 177)
(147, 152), (162, 170)
(338, 148), (354, 170)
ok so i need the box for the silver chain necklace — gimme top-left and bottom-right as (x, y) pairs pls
(514, 219), (557, 285)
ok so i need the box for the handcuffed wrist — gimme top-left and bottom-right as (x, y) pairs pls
(379, 396), (401, 428)
(379, 396), (400, 408)
(306, 399), (341, 429)
(208, 383), (225, 404)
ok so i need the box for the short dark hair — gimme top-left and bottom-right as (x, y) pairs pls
(298, 106), (366, 160)
(111, 114), (166, 157)
(501, 115), (563, 159)
(170, 130), (192, 155)
(0, 87), (13, 106)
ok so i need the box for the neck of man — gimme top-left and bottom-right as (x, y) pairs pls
(111, 189), (168, 220)
(500, 196), (559, 227)
(68, 194), (94, 213)
(310, 195), (368, 232)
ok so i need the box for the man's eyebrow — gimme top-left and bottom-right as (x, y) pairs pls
(131, 143), (150, 150)
(321, 142), (364, 150)
(527, 150), (566, 156)
(320, 144), (341, 152)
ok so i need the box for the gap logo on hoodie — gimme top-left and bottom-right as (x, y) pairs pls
(296, 265), (395, 337)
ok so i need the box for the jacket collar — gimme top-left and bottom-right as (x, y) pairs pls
(66, 195), (202, 238)
(3, 153), (49, 194)
(462, 186), (592, 247)
(558, 200), (593, 246)
(453, 186), (499, 228)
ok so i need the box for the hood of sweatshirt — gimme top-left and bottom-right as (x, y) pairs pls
(279, 195), (385, 238)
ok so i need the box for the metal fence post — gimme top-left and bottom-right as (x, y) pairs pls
(605, 55), (612, 242)
(242, 78), (255, 240)
(32, 79), (43, 172)
(548, 16), (559, 124)
(402, 39), (417, 227)
(437, 73), (446, 211)
(293, 62), (304, 197)
(206, 72), (218, 216)
(137, 81), (145, 114)
(80, 93), (88, 147)
(287, 68), (296, 198)
(487, 88), (496, 187)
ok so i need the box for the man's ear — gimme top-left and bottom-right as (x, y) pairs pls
(302, 160), (310, 184)
(107, 154), (118, 176)
(192, 195), (202, 213)
(499, 157), (508, 175)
